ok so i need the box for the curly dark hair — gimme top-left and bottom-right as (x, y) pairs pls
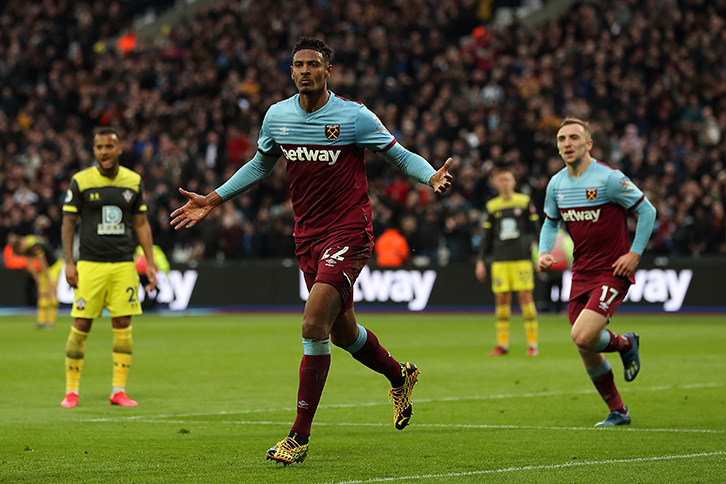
(291, 36), (333, 65)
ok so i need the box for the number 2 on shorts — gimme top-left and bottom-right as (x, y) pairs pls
(322, 246), (349, 262)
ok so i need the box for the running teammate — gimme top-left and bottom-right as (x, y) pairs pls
(538, 118), (656, 426)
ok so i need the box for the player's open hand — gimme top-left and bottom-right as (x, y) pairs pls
(612, 251), (640, 278)
(144, 263), (157, 292)
(537, 252), (556, 273)
(430, 158), (453, 194)
(170, 188), (216, 230)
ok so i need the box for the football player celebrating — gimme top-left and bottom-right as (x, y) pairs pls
(171, 37), (453, 464)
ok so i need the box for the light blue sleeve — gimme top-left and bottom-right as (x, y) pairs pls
(354, 105), (397, 151)
(538, 218), (560, 255)
(606, 170), (645, 209)
(256, 109), (284, 157)
(630, 197), (656, 255)
(539, 181), (560, 254)
(216, 151), (279, 201)
(354, 105), (435, 185)
(542, 176), (560, 220)
(380, 143), (437, 186)
(606, 170), (655, 254)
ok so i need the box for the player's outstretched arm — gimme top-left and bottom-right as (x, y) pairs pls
(170, 189), (224, 230)
(171, 153), (278, 230)
(429, 158), (453, 194)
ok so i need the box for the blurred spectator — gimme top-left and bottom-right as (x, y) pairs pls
(375, 227), (410, 267)
(699, 107), (721, 147)
(444, 208), (477, 264)
(225, 125), (253, 169)
(710, 201), (726, 254)
(619, 124), (646, 164)
(414, 206), (444, 264)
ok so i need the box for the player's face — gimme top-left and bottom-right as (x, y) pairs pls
(494, 171), (516, 196)
(291, 50), (332, 95)
(93, 133), (122, 174)
(557, 124), (592, 165)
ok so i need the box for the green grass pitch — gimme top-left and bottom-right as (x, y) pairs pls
(1, 312), (724, 483)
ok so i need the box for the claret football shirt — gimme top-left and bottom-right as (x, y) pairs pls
(256, 92), (398, 239)
(542, 160), (646, 276)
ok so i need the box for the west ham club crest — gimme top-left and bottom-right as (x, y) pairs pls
(325, 124), (340, 140)
(586, 188), (597, 201)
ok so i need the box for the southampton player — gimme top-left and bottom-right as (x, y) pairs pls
(7, 233), (64, 329)
(171, 37), (453, 464)
(537, 118), (656, 426)
(475, 166), (540, 356)
(61, 128), (157, 408)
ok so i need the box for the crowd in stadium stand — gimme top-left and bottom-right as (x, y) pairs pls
(1, 0), (725, 266)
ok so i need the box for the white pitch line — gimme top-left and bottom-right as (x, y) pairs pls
(115, 419), (723, 434)
(312, 452), (726, 484)
(80, 382), (724, 423)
